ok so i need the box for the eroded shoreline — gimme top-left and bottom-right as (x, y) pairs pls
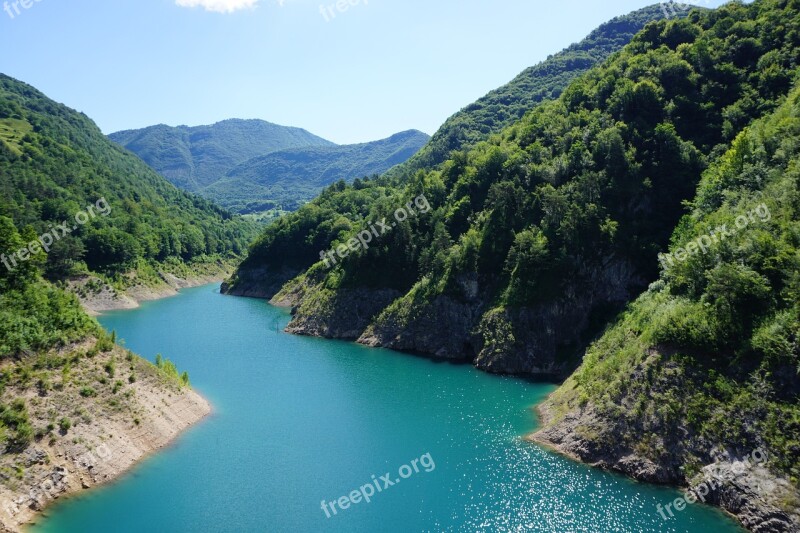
(0, 278), (220, 532)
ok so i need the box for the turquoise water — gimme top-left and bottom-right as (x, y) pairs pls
(32, 285), (742, 532)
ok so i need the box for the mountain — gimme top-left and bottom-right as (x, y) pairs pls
(203, 130), (430, 214)
(108, 119), (334, 192)
(0, 74), (259, 288)
(385, 4), (697, 180)
(222, 1), (800, 529)
(112, 6), (677, 218)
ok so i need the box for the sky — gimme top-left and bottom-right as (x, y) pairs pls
(0, 0), (727, 145)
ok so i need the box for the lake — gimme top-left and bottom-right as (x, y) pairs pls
(31, 284), (742, 532)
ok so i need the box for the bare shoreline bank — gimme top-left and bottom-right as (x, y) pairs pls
(71, 270), (229, 316)
(0, 339), (212, 533)
(0, 273), (221, 532)
(528, 395), (799, 532)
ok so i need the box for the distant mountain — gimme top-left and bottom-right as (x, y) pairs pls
(111, 122), (428, 217)
(109, 119), (334, 192)
(205, 130), (430, 213)
(386, 4), (696, 180)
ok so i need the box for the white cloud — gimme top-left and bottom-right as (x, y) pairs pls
(175, 0), (259, 13)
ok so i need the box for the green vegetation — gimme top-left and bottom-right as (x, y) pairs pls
(386, 4), (696, 180)
(155, 354), (190, 387)
(207, 130), (430, 214)
(0, 400), (33, 452)
(0, 74), (259, 280)
(0, 217), (100, 358)
(229, 0), (800, 495)
(554, 83), (800, 487)
(108, 119), (333, 192)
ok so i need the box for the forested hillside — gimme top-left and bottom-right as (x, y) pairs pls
(536, 81), (800, 531)
(223, 3), (689, 299)
(201, 129), (430, 215)
(0, 74), (259, 282)
(109, 119), (333, 192)
(386, 4), (694, 180)
(0, 78), (213, 526)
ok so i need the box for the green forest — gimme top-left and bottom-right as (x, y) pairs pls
(0, 74), (259, 359)
(387, 4), (695, 180)
(227, 0), (800, 497)
(0, 75), (259, 279)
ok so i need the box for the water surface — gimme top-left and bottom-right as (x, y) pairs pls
(32, 285), (743, 532)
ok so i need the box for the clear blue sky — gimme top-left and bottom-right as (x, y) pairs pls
(0, 0), (726, 144)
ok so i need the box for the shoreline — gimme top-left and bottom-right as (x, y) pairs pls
(21, 405), (214, 533)
(0, 339), (213, 532)
(0, 285), (215, 532)
(527, 392), (797, 532)
(72, 270), (229, 316)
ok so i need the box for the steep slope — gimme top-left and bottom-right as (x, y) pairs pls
(534, 82), (800, 532)
(223, 3), (692, 300)
(385, 4), (695, 180)
(0, 74), (259, 299)
(109, 119), (334, 192)
(0, 79), (217, 529)
(228, 0), (799, 378)
(203, 130), (430, 213)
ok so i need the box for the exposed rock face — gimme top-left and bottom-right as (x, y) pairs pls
(532, 376), (800, 533)
(221, 265), (301, 300)
(0, 343), (211, 532)
(697, 465), (799, 533)
(532, 401), (683, 483)
(71, 262), (234, 315)
(474, 258), (644, 375)
(286, 288), (401, 340)
(283, 256), (643, 377)
(358, 294), (480, 360)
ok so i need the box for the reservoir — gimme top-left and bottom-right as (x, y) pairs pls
(32, 285), (742, 532)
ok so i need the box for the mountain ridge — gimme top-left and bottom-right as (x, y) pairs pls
(109, 118), (334, 192)
(209, 129), (430, 213)
(383, 4), (699, 181)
